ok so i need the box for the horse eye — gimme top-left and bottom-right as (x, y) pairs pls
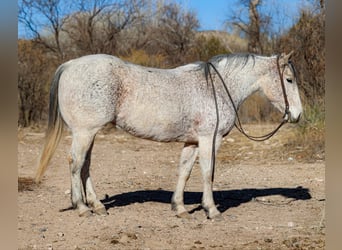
(286, 78), (293, 83)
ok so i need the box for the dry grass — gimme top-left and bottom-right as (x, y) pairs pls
(230, 93), (325, 164)
(217, 101), (325, 165)
(238, 92), (281, 123)
(121, 49), (167, 68)
(197, 30), (248, 53)
(283, 103), (325, 162)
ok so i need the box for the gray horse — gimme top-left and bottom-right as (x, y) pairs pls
(35, 52), (302, 219)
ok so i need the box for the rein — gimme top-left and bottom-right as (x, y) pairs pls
(204, 55), (290, 182)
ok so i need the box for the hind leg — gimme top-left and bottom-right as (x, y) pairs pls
(69, 130), (98, 216)
(171, 143), (198, 217)
(80, 141), (107, 216)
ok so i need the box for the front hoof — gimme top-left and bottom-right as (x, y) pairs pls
(209, 212), (224, 221)
(94, 205), (108, 216)
(176, 211), (191, 219)
(172, 203), (190, 218)
(205, 206), (222, 220)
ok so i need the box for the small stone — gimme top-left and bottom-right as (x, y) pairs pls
(288, 221), (295, 227)
(39, 227), (48, 232)
(64, 189), (70, 195)
(57, 232), (64, 237)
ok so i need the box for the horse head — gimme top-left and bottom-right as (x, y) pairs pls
(259, 51), (303, 123)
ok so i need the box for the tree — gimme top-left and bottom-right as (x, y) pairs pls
(146, 2), (199, 66)
(18, 40), (57, 126)
(99, 0), (147, 55)
(18, 0), (70, 59)
(62, 0), (113, 55)
(17, 0), (202, 126)
(193, 34), (231, 62)
(226, 0), (272, 54)
(18, 0), (148, 58)
(277, 0), (325, 104)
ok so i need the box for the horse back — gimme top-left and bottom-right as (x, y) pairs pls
(58, 54), (212, 142)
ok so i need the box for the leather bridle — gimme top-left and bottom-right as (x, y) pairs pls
(204, 55), (291, 182)
(205, 55), (290, 143)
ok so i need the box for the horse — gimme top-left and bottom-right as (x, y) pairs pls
(35, 52), (302, 219)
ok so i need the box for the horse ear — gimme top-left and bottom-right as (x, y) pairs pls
(279, 51), (294, 65)
(286, 50), (294, 60)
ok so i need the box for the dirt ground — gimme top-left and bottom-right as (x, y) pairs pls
(18, 124), (325, 249)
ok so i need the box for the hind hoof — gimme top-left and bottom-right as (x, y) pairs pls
(94, 206), (108, 216)
(79, 208), (92, 217)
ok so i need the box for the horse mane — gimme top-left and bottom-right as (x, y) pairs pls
(209, 53), (257, 71)
(209, 53), (298, 80)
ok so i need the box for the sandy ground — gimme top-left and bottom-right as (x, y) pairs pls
(18, 124), (325, 249)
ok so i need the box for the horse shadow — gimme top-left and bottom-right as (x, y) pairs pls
(101, 186), (311, 214)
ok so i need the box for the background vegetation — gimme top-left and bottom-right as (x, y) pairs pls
(18, 0), (325, 159)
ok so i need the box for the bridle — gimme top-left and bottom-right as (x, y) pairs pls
(205, 55), (290, 142)
(277, 55), (290, 122)
(204, 55), (291, 181)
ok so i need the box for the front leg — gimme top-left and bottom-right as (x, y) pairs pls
(198, 135), (222, 219)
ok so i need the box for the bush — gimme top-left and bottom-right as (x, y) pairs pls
(122, 49), (166, 68)
(284, 101), (325, 162)
(18, 40), (59, 127)
(277, 7), (325, 106)
(238, 93), (281, 123)
(192, 35), (231, 62)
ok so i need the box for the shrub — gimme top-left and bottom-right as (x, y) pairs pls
(122, 49), (166, 68)
(18, 40), (59, 127)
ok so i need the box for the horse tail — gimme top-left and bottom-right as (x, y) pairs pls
(35, 65), (66, 184)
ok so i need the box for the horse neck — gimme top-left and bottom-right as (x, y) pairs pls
(218, 58), (269, 108)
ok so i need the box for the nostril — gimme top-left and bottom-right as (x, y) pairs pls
(295, 113), (301, 123)
(289, 112), (301, 123)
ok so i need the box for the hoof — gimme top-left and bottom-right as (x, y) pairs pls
(93, 206), (108, 216)
(176, 211), (191, 219)
(79, 208), (92, 217)
(205, 206), (222, 220)
(209, 212), (224, 221)
(172, 203), (190, 218)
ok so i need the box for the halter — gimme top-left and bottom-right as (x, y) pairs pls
(205, 55), (290, 182)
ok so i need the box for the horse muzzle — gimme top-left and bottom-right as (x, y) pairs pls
(288, 110), (302, 123)
(291, 113), (301, 123)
